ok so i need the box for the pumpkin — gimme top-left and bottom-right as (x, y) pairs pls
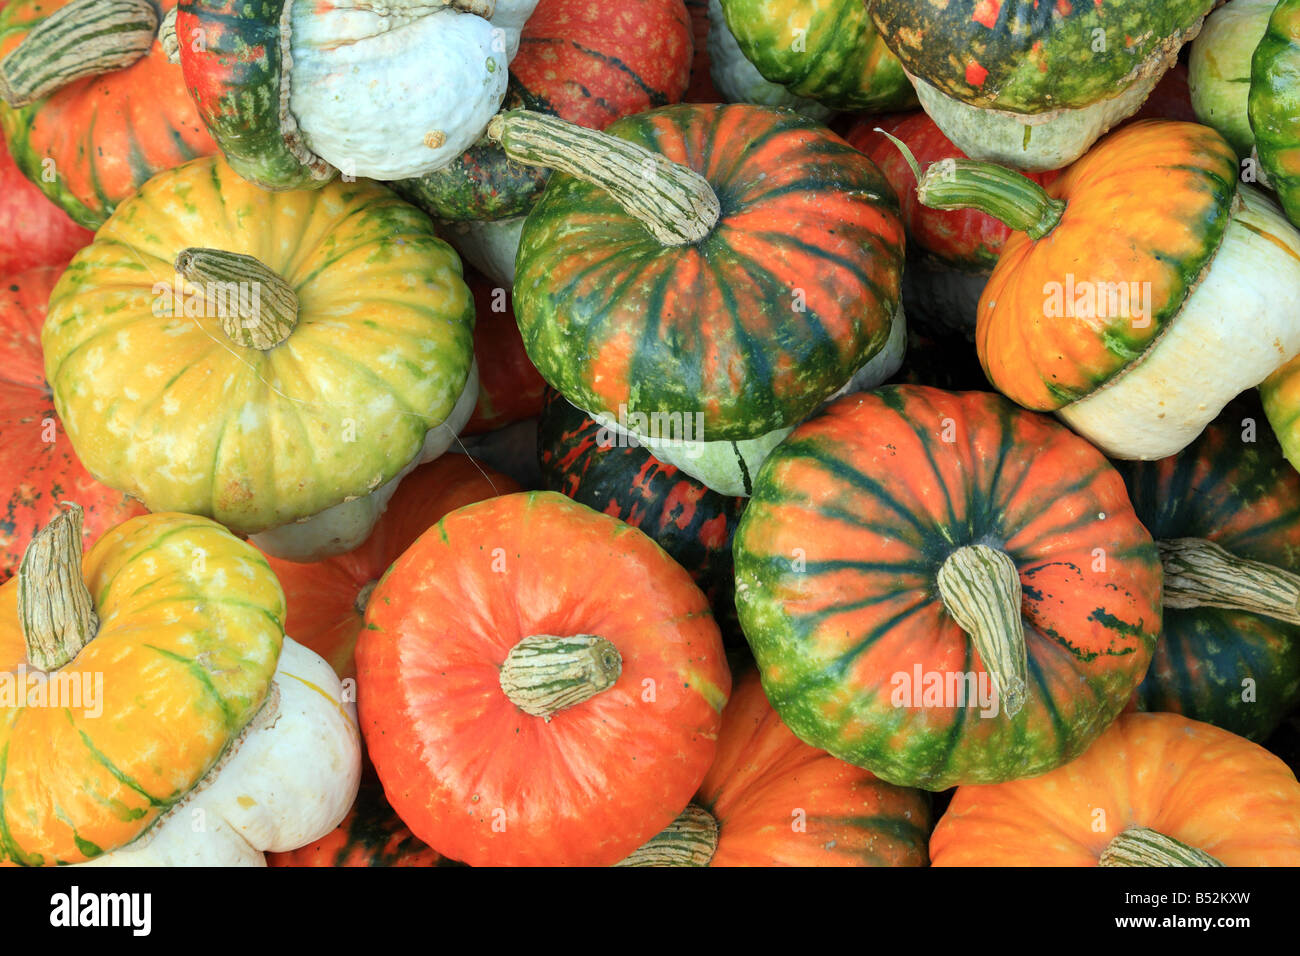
(0, 0), (215, 229)
(495, 104), (904, 445)
(930, 712), (1300, 866)
(869, 0), (1215, 171)
(356, 491), (730, 866)
(267, 775), (451, 867)
(537, 387), (745, 639)
(171, 0), (540, 188)
(734, 386), (1163, 790)
(904, 120), (1300, 460)
(1190, 0), (1277, 158)
(1250, 0), (1300, 226)
(0, 266), (145, 580)
(438, 216), (526, 289)
(618, 669), (932, 866)
(463, 270), (547, 437)
(1115, 400), (1300, 741)
(264, 455), (519, 681)
(0, 132), (92, 273)
(703, 0), (833, 120)
(717, 0), (914, 112)
(848, 112), (1056, 338)
(0, 505), (361, 865)
(394, 0), (693, 223)
(42, 154), (478, 563)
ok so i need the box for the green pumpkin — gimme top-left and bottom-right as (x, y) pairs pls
(1250, 0), (1300, 225)
(1189, 0), (1276, 159)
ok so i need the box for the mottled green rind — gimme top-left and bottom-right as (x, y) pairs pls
(1250, 0), (1300, 226)
(720, 0), (915, 111)
(871, 0), (1214, 113)
(178, 0), (331, 190)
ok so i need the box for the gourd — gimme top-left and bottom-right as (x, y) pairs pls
(1250, 0), (1300, 225)
(900, 120), (1300, 460)
(931, 712), (1300, 866)
(734, 386), (1163, 790)
(869, 0), (1216, 170)
(42, 154), (478, 562)
(355, 491), (730, 866)
(1189, 0), (1277, 158)
(462, 270), (547, 437)
(0, 506), (361, 866)
(170, 0), (541, 187)
(0, 133), (93, 273)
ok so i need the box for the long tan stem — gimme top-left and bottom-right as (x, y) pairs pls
(18, 505), (99, 671)
(498, 634), (622, 721)
(175, 248), (299, 350)
(936, 544), (1028, 718)
(0, 0), (159, 107)
(1099, 826), (1224, 867)
(1159, 537), (1300, 623)
(485, 109), (720, 245)
(615, 805), (719, 867)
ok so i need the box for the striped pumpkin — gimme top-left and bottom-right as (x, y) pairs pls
(501, 104), (905, 442)
(0, 0), (215, 228)
(1250, 0), (1300, 226)
(1116, 402), (1300, 741)
(0, 266), (144, 581)
(620, 669), (932, 866)
(734, 386), (1163, 790)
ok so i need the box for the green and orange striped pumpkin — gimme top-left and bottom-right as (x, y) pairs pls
(497, 103), (905, 442)
(734, 386), (1163, 790)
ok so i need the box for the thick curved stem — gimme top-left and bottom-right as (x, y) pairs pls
(0, 0), (159, 107)
(175, 248), (299, 350)
(1099, 826), (1224, 867)
(615, 805), (719, 867)
(18, 504), (99, 671)
(1159, 537), (1300, 623)
(916, 158), (1066, 239)
(498, 634), (622, 721)
(936, 544), (1028, 718)
(160, 6), (179, 64)
(486, 109), (721, 245)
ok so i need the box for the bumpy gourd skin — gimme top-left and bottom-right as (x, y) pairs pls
(870, 0), (1214, 113)
(42, 154), (475, 540)
(1250, 0), (1300, 226)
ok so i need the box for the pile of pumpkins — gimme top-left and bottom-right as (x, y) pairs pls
(4, 0), (1300, 867)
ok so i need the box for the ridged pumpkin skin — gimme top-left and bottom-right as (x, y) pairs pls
(1250, 0), (1300, 226)
(0, 0), (216, 228)
(515, 103), (905, 441)
(43, 154), (475, 538)
(264, 456), (520, 681)
(697, 669), (932, 866)
(0, 266), (145, 581)
(0, 512), (283, 865)
(1116, 406), (1300, 741)
(267, 776), (447, 867)
(978, 121), (1238, 410)
(395, 0), (693, 223)
(931, 712), (1300, 866)
(463, 272), (546, 437)
(869, 0), (1211, 114)
(734, 386), (1162, 790)
(356, 491), (730, 867)
(537, 388), (745, 639)
(718, 0), (913, 111)
(0, 133), (92, 273)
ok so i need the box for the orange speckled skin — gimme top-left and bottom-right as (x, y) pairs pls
(931, 712), (1300, 865)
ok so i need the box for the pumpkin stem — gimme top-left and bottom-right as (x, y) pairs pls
(354, 579), (379, 616)
(1099, 826), (1225, 867)
(615, 805), (719, 867)
(914, 158), (1066, 240)
(935, 544), (1028, 718)
(175, 248), (300, 351)
(485, 109), (721, 246)
(1159, 537), (1300, 624)
(160, 6), (179, 64)
(18, 504), (99, 671)
(0, 0), (160, 108)
(498, 633), (622, 721)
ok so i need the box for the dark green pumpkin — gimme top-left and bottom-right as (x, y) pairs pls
(1115, 399), (1300, 741)
(538, 387), (745, 640)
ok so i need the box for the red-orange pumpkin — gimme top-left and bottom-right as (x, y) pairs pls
(462, 271), (547, 437)
(0, 132), (92, 273)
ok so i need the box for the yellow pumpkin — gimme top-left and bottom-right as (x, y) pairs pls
(42, 154), (478, 561)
